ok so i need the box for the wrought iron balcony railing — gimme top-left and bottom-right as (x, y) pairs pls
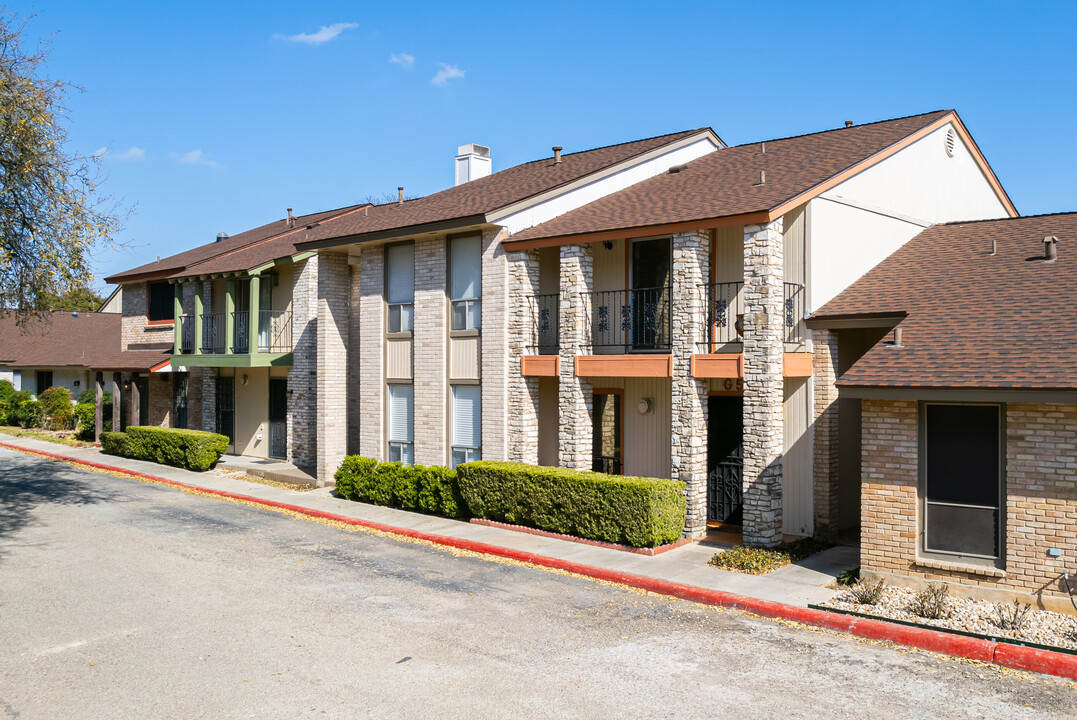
(526, 293), (559, 354)
(200, 313), (226, 354)
(584, 286), (671, 352)
(699, 281), (805, 351)
(178, 314), (195, 353)
(258, 309), (293, 353)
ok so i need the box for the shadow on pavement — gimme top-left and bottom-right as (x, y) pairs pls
(0, 451), (114, 548)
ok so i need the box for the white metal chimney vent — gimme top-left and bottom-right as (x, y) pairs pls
(455, 144), (491, 186)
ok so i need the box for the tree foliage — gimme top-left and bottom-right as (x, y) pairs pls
(0, 13), (121, 315)
(35, 284), (104, 312)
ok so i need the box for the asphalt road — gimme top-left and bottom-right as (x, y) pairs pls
(0, 448), (1074, 719)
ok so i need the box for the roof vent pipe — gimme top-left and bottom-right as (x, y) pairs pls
(893, 327), (903, 347)
(760, 141), (765, 154)
(759, 169), (766, 184)
(287, 208), (294, 228)
(991, 238), (997, 256)
(1044, 235), (1058, 262)
(216, 232), (228, 243)
(398, 186), (404, 205)
(845, 120), (853, 128)
(553, 146), (563, 164)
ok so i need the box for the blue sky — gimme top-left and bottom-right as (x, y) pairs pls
(16, 1), (1077, 287)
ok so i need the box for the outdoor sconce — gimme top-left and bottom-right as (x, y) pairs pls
(637, 397), (653, 415)
(602, 240), (614, 250)
(735, 314), (745, 338)
(73, 380), (80, 387)
(241, 374), (249, 386)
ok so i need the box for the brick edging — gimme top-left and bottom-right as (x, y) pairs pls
(4, 439), (1076, 682)
(469, 518), (692, 555)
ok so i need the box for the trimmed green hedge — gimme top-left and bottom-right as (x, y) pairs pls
(456, 462), (686, 548)
(101, 426), (229, 471)
(334, 456), (466, 518)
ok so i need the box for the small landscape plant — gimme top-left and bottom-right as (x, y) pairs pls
(335, 456), (466, 519)
(710, 536), (836, 575)
(993, 599), (1033, 631)
(836, 568), (860, 586)
(38, 387), (74, 430)
(849, 577), (886, 605)
(911, 582), (951, 619)
(101, 426), (228, 471)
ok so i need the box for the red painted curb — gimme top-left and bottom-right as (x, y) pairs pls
(4, 439), (1076, 681)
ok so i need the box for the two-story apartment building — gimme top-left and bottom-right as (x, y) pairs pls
(293, 110), (1015, 546)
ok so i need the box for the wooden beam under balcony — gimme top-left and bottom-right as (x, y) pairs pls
(575, 354), (673, 378)
(690, 352), (812, 379)
(521, 355), (560, 377)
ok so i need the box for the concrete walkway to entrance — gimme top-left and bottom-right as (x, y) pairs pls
(214, 453), (317, 486)
(0, 434), (856, 608)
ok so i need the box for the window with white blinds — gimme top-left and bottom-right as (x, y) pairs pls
(387, 383), (414, 465)
(450, 235), (481, 331)
(451, 384), (481, 467)
(386, 243), (414, 332)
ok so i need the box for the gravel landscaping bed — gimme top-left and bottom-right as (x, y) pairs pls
(823, 584), (1077, 651)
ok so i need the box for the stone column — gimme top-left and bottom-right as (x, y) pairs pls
(672, 231), (710, 538)
(130, 375), (141, 426)
(112, 372), (122, 433)
(742, 219), (784, 547)
(558, 244), (593, 470)
(288, 256), (318, 468)
(507, 248), (541, 465)
(94, 372), (103, 440)
(346, 261), (362, 456)
(414, 237), (447, 466)
(316, 252), (350, 485)
(812, 328), (841, 533)
(358, 245), (384, 459)
(480, 227), (510, 461)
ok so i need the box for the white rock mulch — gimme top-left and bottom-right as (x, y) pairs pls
(823, 584), (1077, 651)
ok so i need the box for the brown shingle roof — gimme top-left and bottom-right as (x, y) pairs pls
(812, 213), (1077, 390)
(0, 312), (122, 367)
(105, 204), (367, 283)
(295, 128), (712, 248)
(507, 111), (957, 244)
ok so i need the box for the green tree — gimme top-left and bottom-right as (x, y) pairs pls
(0, 12), (122, 316)
(36, 285), (105, 312)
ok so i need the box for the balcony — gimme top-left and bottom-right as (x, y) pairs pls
(526, 293), (559, 354)
(699, 281), (805, 352)
(201, 313), (226, 354)
(174, 309), (292, 368)
(585, 286), (671, 353)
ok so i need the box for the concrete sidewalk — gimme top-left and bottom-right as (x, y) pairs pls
(0, 434), (855, 607)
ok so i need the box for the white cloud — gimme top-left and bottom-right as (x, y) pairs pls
(93, 146), (145, 161)
(389, 52), (414, 68)
(273, 22), (358, 45)
(431, 62), (465, 85)
(176, 149), (220, 168)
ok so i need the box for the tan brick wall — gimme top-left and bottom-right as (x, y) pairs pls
(288, 256), (318, 468)
(480, 227), (510, 461)
(121, 281), (174, 351)
(358, 245), (384, 459)
(414, 237), (447, 465)
(861, 399), (1077, 606)
(316, 252), (350, 483)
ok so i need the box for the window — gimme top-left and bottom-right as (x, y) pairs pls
(386, 243), (414, 333)
(451, 384), (481, 467)
(450, 235), (481, 331)
(173, 373), (188, 429)
(148, 281), (175, 322)
(215, 377), (234, 444)
(35, 370), (53, 396)
(922, 403), (1002, 559)
(388, 384), (414, 465)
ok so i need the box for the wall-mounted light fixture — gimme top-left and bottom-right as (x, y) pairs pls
(602, 240), (614, 250)
(242, 374), (249, 386)
(637, 397), (653, 415)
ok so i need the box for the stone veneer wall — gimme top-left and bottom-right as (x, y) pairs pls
(414, 237), (447, 466)
(671, 231), (710, 538)
(506, 248), (541, 465)
(861, 399), (1077, 608)
(316, 252), (350, 483)
(812, 328), (841, 531)
(358, 245), (384, 459)
(288, 255), (318, 469)
(741, 219), (784, 547)
(558, 244), (593, 470)
(480, 227), (510, 461)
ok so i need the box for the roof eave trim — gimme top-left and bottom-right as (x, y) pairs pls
(485, 129), (724, 224)
(296, 214), (490, 251)
(105, 267), (186, 284)
(837, 385), (1077, 403)
(805, 312), (907, 330)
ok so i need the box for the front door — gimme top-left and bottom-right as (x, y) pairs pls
(707, 395), (743, 524)
(591, 391), (622, 475)
(172, 373), (188, 429)
(268, 378), (287, 460)
(215, 377), (235, 446)
(630, 238), (672, 350)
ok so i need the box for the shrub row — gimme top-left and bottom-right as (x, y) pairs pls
(334, 457), (466, 518)
(456, 461), (686, 548)
(101, 426), (229, 471)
